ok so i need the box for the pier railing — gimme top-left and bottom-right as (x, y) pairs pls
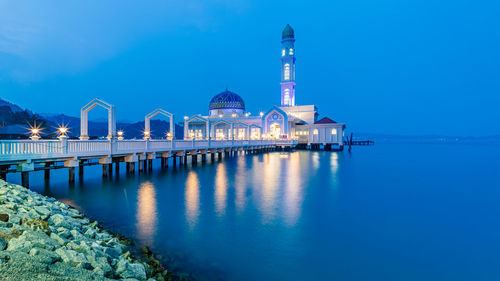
(0, 139), (296, 162)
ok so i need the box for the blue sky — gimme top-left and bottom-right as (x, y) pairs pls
(0, 0), (499, 136)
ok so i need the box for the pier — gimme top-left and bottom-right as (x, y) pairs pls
(0, 138), (296, 187)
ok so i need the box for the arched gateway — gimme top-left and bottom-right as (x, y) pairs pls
(80, 98), (116, 140)
(145, 108), (175, 139)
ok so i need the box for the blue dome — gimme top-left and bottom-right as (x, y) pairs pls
(209, 90), (246, 111)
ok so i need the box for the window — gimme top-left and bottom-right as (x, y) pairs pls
(216, 129), (224, 139)
(284, 64), (290, 80)
(331, 128), (337, 135)
(313, 129), (318, 135)
(289, 48), (294, 55)
(282, 49), (285, 56)
(283, 89), (290, 105)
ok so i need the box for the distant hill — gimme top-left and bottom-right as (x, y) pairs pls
(0, 98), (46, 128)
(0, 98), (23, 112)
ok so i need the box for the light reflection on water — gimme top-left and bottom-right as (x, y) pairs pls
(136, 181), (158, 244)
(185, 171), (200, 229)
(16, 145), (500, 281)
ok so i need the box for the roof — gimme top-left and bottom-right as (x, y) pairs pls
(209, 90), (246, 111)
(314, 117), (337, 124)
(282, 24), (294, 40)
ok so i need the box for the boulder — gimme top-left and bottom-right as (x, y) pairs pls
(117, 257), (147, 281)
(0, 237), (6, 250)
(0, 213), (8, 222)
(29, 247), (61, 264)
(48, 214), (71, 229)
(20, 218), (51, 235)
(55, 247), (91, 269)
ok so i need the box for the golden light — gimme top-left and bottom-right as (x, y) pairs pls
(218, 114), (223, 118)
(260, 112), (264, 117)
(143, 130), (151, 139)
(117, 130), (124, 136)
(232, 113), (236, 117)
(184, 116), (189, 120)
(27, 122), (43, 140)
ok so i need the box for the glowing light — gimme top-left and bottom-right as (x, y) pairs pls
(27, 122), (43, 140)
(331, 128), (337, 135)
(260, 112), (264, 117)
(56, 123), (70, 139)
(282, 49), (285, 56)
(232, 113), (236, 117)
(184, 116), (189, 120)
(218, 114), (223, 118)
(289, 48), (294, 55)
(143, 130), (151, 139)
(117, 130), (124, 140)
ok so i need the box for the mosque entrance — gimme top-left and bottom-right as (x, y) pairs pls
(270, 123), (281, 139)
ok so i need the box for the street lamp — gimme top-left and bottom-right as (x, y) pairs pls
(57, 126), (69, 139)
(143, 130), (151, 140)
(117, 130), (124, 140)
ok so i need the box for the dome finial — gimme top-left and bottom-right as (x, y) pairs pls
(282, 24), (294, 40)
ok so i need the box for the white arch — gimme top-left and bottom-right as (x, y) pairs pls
(210, 120), (234, 140)
(80, 98), (116, 140)
(184, 115), (209, 140)
(145, 108), (175, 139)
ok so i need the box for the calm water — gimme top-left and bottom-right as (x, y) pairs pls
(8, 143), (500, 281)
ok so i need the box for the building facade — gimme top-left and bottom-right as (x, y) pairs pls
(184, 25), (346, 149)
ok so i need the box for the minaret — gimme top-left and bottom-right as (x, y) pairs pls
(281, 24), (296, 107)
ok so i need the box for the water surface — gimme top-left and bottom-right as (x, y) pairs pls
(9, 143), (500, 281)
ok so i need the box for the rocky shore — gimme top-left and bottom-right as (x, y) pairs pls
(0, 179), (177, 281)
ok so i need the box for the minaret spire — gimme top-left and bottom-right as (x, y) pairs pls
(280, 24), (296, 107)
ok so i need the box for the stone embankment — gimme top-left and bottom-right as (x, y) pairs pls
(0, 180), (172, 281)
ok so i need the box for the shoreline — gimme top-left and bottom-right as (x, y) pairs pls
(0, 179), (186, 281)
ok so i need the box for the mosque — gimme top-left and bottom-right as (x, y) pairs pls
(184, 24), (346, 149)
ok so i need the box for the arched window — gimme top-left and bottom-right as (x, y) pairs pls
(284, 64), (290, 80)
(282, 49), (285, 56)
(313, 129), (318, 135)
(289, 48), (294, 55)
(283, 89), (291, 106)
(331, 128), (337, 135)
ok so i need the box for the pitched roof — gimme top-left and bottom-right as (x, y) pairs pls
(314, 117), (337, 124)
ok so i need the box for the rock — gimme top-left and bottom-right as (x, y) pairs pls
(0, 213), (8, 222)
(33, 206), (51, 216)
(8, 230), (58, 252)
(0, 228), (23, 241)
(84, 227), (97, 239)
(117, 257), (147, 281)
(103, 246), (121, 258)
(50, 232), (67, 246)
(48, 214), (71, 229)
(55, 247), (91, 268)
(0, 237), (7, 250)
(57, 227), (71, 239)
(88, 255), (113, 277)
(20, 218), (51, 235)
(29, 247), (61, 264)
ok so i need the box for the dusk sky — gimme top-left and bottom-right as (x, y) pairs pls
(0, 0), (499, 136)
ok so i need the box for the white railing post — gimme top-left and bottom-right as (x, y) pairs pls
(110, 138), (117, 154)
(60, 138), (68, 154)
